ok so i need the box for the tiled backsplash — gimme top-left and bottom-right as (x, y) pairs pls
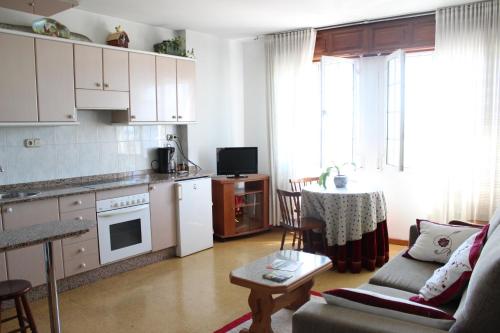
(0, 111), (177, 185)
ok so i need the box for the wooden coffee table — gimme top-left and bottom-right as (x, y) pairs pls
(230, 250), (332, 333)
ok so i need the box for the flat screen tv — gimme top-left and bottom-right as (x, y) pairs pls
(217, 147), (258, 178)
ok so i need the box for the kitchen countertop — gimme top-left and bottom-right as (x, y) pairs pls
(0, 170), (213, 205)
(0, 219), (96, 252)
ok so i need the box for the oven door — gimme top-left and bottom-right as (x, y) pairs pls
(97, 204), (152, 264)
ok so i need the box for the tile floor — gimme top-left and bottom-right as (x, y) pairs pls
(1, 230), (404, 332)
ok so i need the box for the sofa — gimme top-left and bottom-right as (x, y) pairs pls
(292, 214), (500, 333)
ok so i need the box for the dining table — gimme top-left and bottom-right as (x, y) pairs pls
(301, 182), (389, 273)
(0, 219), (96, 333)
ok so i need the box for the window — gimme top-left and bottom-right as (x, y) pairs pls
(316, 51), (434, 172)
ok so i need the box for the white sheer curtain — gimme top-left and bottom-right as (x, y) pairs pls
(265, 28), (318, 225)
(433, 0), (500, 222)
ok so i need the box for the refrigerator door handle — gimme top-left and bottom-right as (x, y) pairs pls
(177, 184), (183, 201)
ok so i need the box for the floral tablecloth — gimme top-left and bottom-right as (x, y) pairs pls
(301, 183), (388, 272)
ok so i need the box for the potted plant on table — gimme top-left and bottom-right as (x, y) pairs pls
(318, 162), (356, 189)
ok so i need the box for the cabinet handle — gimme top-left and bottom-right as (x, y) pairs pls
(96, 82), (101, 87)
(149, 186), (156, 191)
(80, 263), (87, 268)
(79, 248), (86, 253)
(178, 115), (183, 119)
(5, 207), (13, 213)
(104, 83), (109, 88)
(171, 115), (176, 119)
(131, 115), (136, 120)
(76, 216), (83, 221)
(67, 114), (74, 119)
(75, 200), (83, 205)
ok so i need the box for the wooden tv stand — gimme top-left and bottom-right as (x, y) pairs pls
(212, 174), (270, 239)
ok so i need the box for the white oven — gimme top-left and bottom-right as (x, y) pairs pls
(96, 193), (152, 264)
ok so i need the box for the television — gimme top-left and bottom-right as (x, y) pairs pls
(216, 147), (258, 178)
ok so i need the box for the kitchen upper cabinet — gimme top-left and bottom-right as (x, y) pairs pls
(156, 56), (177, 122)
(74, 45), (103, 90)
(129, 53), (157, 122)
(36, 39), (76, 122)
(74, 45), (129, 92)
(103, 49), (129, 91)
(2, 198), (64, 286)
(0, 33), (38, 122)
(149, 182), (177, 251)
(177, 59), (196, 122)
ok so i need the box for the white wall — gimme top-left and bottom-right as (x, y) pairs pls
(0, 7), (175, 51)
(241, 38), (269, 175)
(184, 30), (245, 173)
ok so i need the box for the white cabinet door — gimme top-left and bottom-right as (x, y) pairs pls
(149, 182), (177, 251)
(0, 33), (38, 122)
(177, 59), (196, 122)
(36, 39), (76, 122)
(129, 52), (157, 122)
(103, 49), (129, 92)
(74, 44), (103, 90)
(156, 57), (177, 122)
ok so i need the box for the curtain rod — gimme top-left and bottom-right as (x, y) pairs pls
(316, 11), (435, 31)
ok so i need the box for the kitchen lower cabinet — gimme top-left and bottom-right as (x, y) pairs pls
(149, 182), (177, 251)
(35, 38), (76, 122)
(0, 213), (7, 281)
(0, 33), (38, 122)
(2, 198), (64, 286)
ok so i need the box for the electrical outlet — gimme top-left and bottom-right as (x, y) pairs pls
(166, 134), (177, 141)
(24, 138), (41, 148)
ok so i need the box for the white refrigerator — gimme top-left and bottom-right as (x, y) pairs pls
(175, 177), (214, 257)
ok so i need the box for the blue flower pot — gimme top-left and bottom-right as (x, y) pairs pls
(334, 175), (348, 188)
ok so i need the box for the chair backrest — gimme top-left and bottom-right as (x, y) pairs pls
(277, 189), (301, 228)
(289, 177), (319, 192)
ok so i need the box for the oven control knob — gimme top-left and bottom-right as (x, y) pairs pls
(142, 198), (146, 203)
(131, 200), (136, 204)
(113, 203), (118, 208)
(126, 201), (130, 205)
(120, 202), (125, 207)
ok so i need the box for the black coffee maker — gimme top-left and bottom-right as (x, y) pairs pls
(151, 147), (176, 173)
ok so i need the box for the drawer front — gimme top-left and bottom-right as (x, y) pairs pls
(63, 238), (99, 262)
(60, 208), (97, 245)
(64, 252), (100, 277)
(59, 193), (95, 213)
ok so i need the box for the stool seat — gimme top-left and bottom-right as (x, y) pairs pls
(0, 280), (32, 300)
(0, 279), (37, 333)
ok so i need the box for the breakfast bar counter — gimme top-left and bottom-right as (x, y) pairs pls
(0, 219), (96, 333)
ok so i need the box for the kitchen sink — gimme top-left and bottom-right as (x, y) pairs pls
(0, 191), (41, 200)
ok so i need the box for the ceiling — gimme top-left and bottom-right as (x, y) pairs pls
(78, 0), (478, 39)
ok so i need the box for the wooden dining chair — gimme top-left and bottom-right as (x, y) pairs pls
(277, 189), (327, 253)
(289, 177), (320, 192)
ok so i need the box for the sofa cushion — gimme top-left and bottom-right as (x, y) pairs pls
(359, 284), (458, 315)
(451, 223), (500, 333)
(293, 302), (450, 333)
(322, 288), (455, 330)
(404, 220), (480, 264)
(411, 225), (488, 306)
(369, 251), (441, 294)
(487, 207), (500, 238)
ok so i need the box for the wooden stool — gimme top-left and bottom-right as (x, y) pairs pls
(0, 280), (38, 333)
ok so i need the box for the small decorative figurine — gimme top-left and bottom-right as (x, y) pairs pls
(106, 26), (129, 48)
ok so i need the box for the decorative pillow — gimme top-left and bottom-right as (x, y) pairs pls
(403, 219), (481, 264)
(410, 224), (489, 306)
(323, 288), (455, 330)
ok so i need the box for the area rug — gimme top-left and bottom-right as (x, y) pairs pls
(214, 291), (325, 333)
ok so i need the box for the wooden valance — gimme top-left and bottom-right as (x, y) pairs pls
(314, 14), (435, 60)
